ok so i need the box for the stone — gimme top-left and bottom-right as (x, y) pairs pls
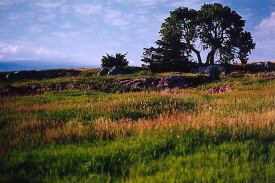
(265, 61), (275, 70)
(256, 62), (265, 67)
(206, 84), (233, 94)
(196, 65), (226, 77)
(6, 71), (27, 80)
(214, 65), (226, 73)
(107, 66), (125, 76)
(197, 67), (206, 74)
(97, 67), (110, 76)
(205, 66), (216, 76)
(6, 70), (60, 80)
(190, 68), (199, 74)
(117, 75), (188, 89)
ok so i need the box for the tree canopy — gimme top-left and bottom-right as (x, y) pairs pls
(142, 3), (255, 71)
(142, 35), (191, 72)
(101, 53), (129, 67)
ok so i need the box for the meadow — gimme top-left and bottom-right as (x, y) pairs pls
(1, 69), (275, 182)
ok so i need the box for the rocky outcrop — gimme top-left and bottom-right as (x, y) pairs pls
(98, 67), (110, 76)
(98, 66), (147, 76)
(117, 75), (189, 89)
(265, 61), (275, 70)
(206, 84), (233, 94)
(6, 70), (55, 80)
(107, 66), (126, 76)
(6, 70), (82, 80)
(190, 65), (226, 77)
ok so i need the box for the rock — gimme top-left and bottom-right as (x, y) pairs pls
(97, 66), (146, 76)
(31, 86), (39, 90)
(266, 61), (272, 69)
(97, 67), (110, 76)
(192, 65), (226, 77)
(206, 84), (233, 94)
(6, 70), (59, 80)
(107, 66), (125, 76)
(190, 68), (199, 74)
(117, 75), (188, 89)
(256, 62), (265, 67)
(214, 65), (226, 73)
(265, 61), (275, 70)
(64, 71), (82, 77)
(197, 67), (206, 74)
(6, 71), (28, 80)
(205, 66), (216, 76)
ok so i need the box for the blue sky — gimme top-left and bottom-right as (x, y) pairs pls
(0, 0), (275, 71)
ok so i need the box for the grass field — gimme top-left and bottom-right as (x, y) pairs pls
(1, 69), (275, 182)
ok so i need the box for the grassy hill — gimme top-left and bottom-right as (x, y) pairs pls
(1, 68), (275, 182)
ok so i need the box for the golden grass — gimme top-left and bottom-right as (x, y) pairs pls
(1, 84), (275, 154)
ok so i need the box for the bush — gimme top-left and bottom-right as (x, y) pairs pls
(101, 53), (129, 67)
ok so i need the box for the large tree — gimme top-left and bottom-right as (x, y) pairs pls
(145, 3), (255, 67)
(160, 7), (202, 64)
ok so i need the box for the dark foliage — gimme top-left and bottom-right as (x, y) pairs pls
(142, 37), (194, 73)
(142, 3), (255, 70)
(101, 53), (129, 67)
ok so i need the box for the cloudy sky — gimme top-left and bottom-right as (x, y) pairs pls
(0, 0), (275, 71)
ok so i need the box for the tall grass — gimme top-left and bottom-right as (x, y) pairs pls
(1, 72), (275, 182)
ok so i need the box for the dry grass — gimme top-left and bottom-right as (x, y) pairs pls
(1, 85), (275, 154)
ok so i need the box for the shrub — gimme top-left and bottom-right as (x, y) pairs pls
(101, 53), (129, 67)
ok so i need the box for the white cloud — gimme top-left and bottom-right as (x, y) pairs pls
(139, 0), (158, 6)
(238, 8), (253, 21)
(168, 0), (223, 10)
(29, 25), (48, 33)
(104, 10), (130, 26)
(109, 0), (166, 6)
(52, 32), (68, 38)
(1, 45), (25, 53)
(38, 14), (55, 22)
(136, 28), (148, 34)
(251, 11), (275, 61)
(136, 15), (149, 23)
(60, 5), (69, 14)
(109, 18), (130, 26)
(138, 0), (168, 6)
(74, 4), (102, 16)
(0, 0), (25, 6)
(36, 48), (59, 56)
(35, 2), (62, 8)
(153, 13), (169, 22)
(59, 21), (73, 29)
(256, 11), (275, 35)
(52, 32), (79, 38)
(0, 0), (12, 6)
(113, 0), (125, 3)
(105, 10), (122, 20)
(7, 13), (21, 20)
(0, 43), (70, 61)
(0, 44), (33, 60)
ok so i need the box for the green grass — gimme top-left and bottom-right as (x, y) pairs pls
(1, 132), (275, 182)
(1, 70), (275, 182)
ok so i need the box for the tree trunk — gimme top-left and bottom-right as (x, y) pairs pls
(193, 49), (202, 65)
(206, 49), (216, 65)
(186, 41), (202, 65)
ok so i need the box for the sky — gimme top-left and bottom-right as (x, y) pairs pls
(1, 0), (275, 71)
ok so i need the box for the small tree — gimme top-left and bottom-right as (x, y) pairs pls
(101, 52), (129, 67)
(142, 38), (191, 72)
